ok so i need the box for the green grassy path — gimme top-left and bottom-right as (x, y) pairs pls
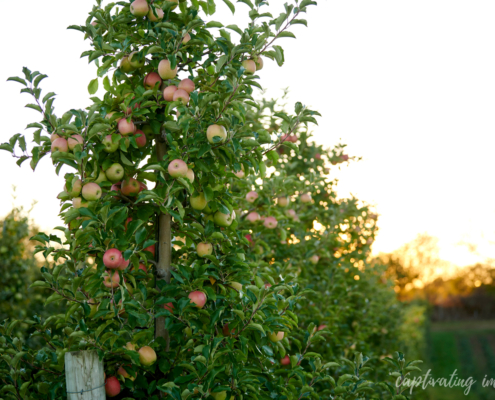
(421, 321), (495, 399)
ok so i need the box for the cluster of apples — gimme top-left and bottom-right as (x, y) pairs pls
(129, 0), (183, 23)
(50, 132), (83, 153)
(330, 154), (349, 165)
(105, 343), (157, 397)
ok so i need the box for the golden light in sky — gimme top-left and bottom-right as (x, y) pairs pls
(1, 1), (495, 269)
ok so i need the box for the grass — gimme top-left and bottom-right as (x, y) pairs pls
(418, 320), (495, 399)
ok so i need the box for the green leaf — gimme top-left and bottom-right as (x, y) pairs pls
(206, 21), (224, 28)
(88, 78), (98, 95)
(216, 55), (229, 73)
(278, 31), (296, 39)
(7, 76), (27, 86)
(222, 0), (235, 14)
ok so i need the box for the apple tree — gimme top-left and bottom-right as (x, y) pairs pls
(0, 0), (422, 399)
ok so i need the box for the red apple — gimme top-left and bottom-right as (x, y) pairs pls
(103, 248), (124, 269)
(280, 355), (290, 366)
(103, 270), (120, 288)
(173, 89), (190, 104)
(105, 376), (121, 397)
(246, 191), (258, 203)
(143, 72), (162, 90)
(134, 130), (147, 148)
(168, 159), (188, 178)
(130, 0), (149, 17)
(246, 212), (260, 223)
(68, 134), (83, 150)
(178, 78), (195, 93)
(188, 291), (207, 308)
(263, 216), (278, 229)
(148, 6), (164, 21)
(144, 244), (156, 257)
(163, 302), (174, 313)
(163, 85), (178, 101)
(118, 118), (135, 136)
(121, 178), (140, 196)
(51, 138), (68, 153)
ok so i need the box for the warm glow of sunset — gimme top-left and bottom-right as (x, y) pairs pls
(2, 0), (495, 271)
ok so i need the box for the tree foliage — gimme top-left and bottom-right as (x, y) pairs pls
(0, 1), (422, 399)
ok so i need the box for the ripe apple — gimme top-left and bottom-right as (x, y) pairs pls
(300, 193), (312, 203)
(103, 248), (124, 269)
(138, 346), (157, 366)
(51, 138), (68, 153)
(317, 324), (327, 331)
(234, 170), (245, 178)
(190, 192), (207, 210)
(68, 134), (83, 150)
(197, 242), (213, 257)
(72, 197), (89, 209)
(278, 196), (289, 207)
(263, 216), (277, 229)
(65, 179), (82, 197)
(168, 159), (188, 178)
(134, 130), (147, 148)
(125, 342), (137, 351)
(106, 163), (124, 183)
(118, 258), (130, 271)
(103, 270), (120, 288)
(246, 212), (260, 223)
(148, 6), (164, 21)
(144, 244), (156, 257)
(163, 302), (174, 313)
(118, 118), (135, 135)
(120, 56), (134, 73)
(182, 32), (191, 44)
(173, 89), (190, 104)
(265, 283), (272, 289)
(82, 182), (102, 201)
(130, 0), (149, 17)
(254, 56), (263, 70)
(280, 355), (290, 366)
(214, 210), (235, 227)
(138, 181), (147, 192)
(286, 209), (297, 219)
(158, 59), (177, 79)
(242, 59), (256, 74)
(188, 291), (207, 308)
(102, 134), (119, 153)
(121, 178), (140, 196)
(315, 153), (321, 160)
(128, 51), (145, 69)
(143, 72), (162, 89)
(50, 133), (60, 142)
(246, 191), (258, 203)
(178, 78), (195, 93)
(268, 331), (284, 342)
(309, 255), (319, 264)
(105, 376), (121, 397)
(186, 168), (195, 182)
(162, 85), (178, 101)
(117, 365), (136, 381)
(207, 124), (227, 144)
(341, 154), (349, 161)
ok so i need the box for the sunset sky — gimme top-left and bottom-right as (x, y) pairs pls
(1, 0), (495, 268)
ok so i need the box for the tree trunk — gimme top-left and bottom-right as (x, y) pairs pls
(155, 139), (171, 350)
(65, 350), (105, 400)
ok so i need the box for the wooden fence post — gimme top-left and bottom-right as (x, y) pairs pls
(65, 350), (105, 400)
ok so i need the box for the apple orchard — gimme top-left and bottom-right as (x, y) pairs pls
(0, 0), (422, 399)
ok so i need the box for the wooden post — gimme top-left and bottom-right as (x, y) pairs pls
(155, 138), (172, 350)
(65, 350), (105, 400)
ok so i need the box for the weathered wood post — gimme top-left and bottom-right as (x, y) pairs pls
(65, 350), (105, 400)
